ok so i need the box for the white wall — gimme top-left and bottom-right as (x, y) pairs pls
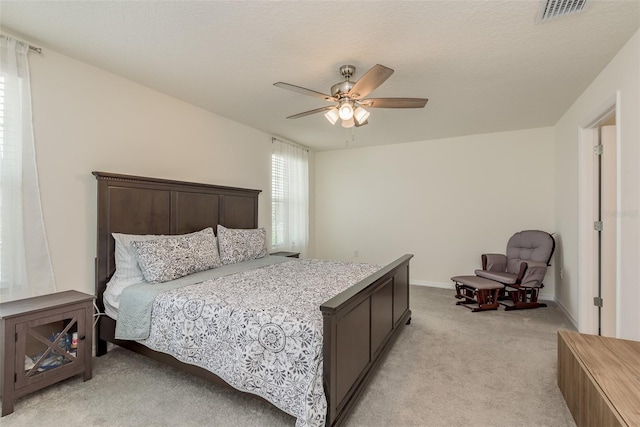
(554, 29), (639, 340)
(315, 127), (556, 296)
(27, 48), (274, 297)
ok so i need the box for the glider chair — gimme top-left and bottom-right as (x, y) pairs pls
(452, 230), (555, 312)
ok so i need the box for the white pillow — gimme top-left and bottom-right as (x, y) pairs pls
(131, 228), (222, 283)
(104, 275), (145, 311)
(217, 224), (268, 265)
(112, 232), (168, 283)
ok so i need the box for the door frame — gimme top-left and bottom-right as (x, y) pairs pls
(577, 91), (621, 336)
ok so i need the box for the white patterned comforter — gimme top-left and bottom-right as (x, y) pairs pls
(138, 259), (379, 427)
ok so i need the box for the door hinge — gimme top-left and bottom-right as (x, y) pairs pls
(15, 332), (18, 342)
(594, 296), (603, 307)
(594, 144), (603, 155)
(594, 220), (603, 231)
(14, 373), (17, 383)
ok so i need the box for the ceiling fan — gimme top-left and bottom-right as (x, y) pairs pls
(274, 64), (428, 128)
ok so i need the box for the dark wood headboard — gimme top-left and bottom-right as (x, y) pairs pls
(93, 171), (261, 311)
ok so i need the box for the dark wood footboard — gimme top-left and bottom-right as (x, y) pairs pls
(321, 254), (413, 427)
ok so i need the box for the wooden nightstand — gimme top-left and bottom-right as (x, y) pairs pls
(270, 251), (301, 258)
(0, 290), (94, 416)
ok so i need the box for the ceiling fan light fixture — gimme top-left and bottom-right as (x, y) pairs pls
(354, 107), (370, 124)
(338, 100), (354, 120)
(324, 108), (339, 125)
(341, 117), (355, 128)
(274, 64), (428, 130)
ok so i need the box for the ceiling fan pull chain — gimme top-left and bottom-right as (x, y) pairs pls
(344, 127), (355, 147)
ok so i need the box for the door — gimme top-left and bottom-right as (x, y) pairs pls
(598, 125), (617, 337)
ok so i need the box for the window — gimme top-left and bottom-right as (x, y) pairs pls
(271, 137), (309, 257)
(271, 152), (286, 247)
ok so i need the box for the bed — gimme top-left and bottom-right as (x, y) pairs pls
(93, 171), (413, 427)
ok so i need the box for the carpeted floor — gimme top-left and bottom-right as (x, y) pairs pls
(1, 286), (577, 427)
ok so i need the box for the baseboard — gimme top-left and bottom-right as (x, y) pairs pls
(554, 298), (579, 330)
(411, 280), (454, 289)
(539, 292), (554, 301)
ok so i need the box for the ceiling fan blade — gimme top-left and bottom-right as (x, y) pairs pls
(286, 105), (335, 119)
(274, 82), (337, 102)
(348, 64), (394, 99)
(360, 98), (428, 108)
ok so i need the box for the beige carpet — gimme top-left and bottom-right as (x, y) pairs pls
(1, 286), (577, 427)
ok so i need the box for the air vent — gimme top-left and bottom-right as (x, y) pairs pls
(537, 0), (587, 22)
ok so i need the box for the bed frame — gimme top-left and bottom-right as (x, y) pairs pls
(93, 171), (412, 426)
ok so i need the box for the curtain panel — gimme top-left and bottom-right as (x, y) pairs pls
(271, 137), (309, 258)
(0, 35), (56, 301)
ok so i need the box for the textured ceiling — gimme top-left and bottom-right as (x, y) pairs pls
(1, 1), (638, 151)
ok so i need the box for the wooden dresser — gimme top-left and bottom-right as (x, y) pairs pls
(557, 330), (640, 426)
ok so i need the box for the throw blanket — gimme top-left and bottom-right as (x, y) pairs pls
(136, 259), (379, 427)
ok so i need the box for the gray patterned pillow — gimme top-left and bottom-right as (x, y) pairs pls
(217, 225), (268, 265)
(131, 227), (222, 283)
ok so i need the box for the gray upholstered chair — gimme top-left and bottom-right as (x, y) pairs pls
(475, 230), (555, 310)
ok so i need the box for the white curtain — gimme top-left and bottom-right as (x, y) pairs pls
(271, 137), (309, 258)
(0, 35), (56, 301)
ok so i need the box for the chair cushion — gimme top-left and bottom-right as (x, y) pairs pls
(505, 230), (554, 274)
(475, 269), (518, 285)
(451, 275), (504, 290)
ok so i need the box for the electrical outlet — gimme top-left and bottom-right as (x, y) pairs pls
(353, 250), (359, 258)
